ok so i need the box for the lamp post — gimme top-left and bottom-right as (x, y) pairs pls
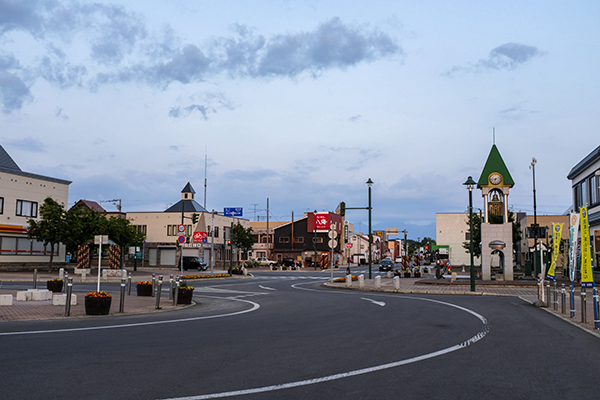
(463, 176), (477, 292)
(530, 157), (544, 303)
(367, 178), (373, 279)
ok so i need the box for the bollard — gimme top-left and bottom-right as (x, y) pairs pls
(581, 288), (587, 324)
(119, 278), (126, 313)
(33, 269), (37, 289)
(63, 272), (68, 293)
(553, 281), (557, 311)
(65, 277), (73, 317)
(173, 276), (180, 305)
(374, 276), (381, 289)
(345, 274), (352, 288)
(152, 273), (157, 298)
(570, 285), (576, 318)
(594, 288), (600, 330)
(546, 281), (550, 307)
(393, 275), (400, 290)
(561, 284), (566, 314)
(127, 273), (132, 295)
(169, 275), (174, 300)
(156, 275), (163, 309)
(358, 274), (365, 289)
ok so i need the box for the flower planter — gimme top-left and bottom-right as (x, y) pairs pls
(404, 272), (411, 278)
(46, 280), (63, 292)
(85, 296), (112, 315)
(414, 272), (421, 278)
(173, 289), (194, 304)
(136, 284), (153, 296)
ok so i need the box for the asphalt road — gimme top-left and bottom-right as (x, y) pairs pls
(1, 271), (598, 400)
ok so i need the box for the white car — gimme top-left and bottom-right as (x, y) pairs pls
(255, 257), (276, 266)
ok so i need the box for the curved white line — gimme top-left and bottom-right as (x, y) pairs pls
(0, 296), (260, 336)
(161, 283), (490, 400)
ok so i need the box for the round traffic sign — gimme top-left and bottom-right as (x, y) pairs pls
(177, 235), (186, 244)
(178, 224), (186, 233)
(346, 242), (352, 249)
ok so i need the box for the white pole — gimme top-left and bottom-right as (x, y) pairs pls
(97, 235), (102, 292)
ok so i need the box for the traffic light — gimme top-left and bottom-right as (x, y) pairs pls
(227, 239), (231, 245)
(192, 213), (199, 224)
(339, 201), (346, 217)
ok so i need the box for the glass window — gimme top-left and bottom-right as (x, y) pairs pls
(279, 237), (289, 243)
(31, 240), (45, 255)
(16, 200), (38, 217)
(0, 197), (3, 214)
(312, 237), (323, 244)
(17, 238), (31, 255)
(293, 237), (304, 243)
(1, 237), (17, 254)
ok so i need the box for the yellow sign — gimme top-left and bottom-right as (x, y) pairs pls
(580, 207), (594, 288)
(546, 223), (563, 281)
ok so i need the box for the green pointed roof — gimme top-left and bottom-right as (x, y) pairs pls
(477, 144), (514, 188)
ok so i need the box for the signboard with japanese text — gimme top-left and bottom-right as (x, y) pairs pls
(580, 207), (594, 288)
(307, 212), (343, 234)
(193, 232), (207, 243)
(224, 207), (243, 217)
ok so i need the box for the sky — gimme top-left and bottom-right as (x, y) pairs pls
(1, 0), (599, 240)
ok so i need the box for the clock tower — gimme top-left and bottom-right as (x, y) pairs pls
(477, 145), (515, 281)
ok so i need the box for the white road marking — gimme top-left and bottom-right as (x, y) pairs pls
(0, 296), (260, 336)
(160, 283), (490, 400)
(258, 285), (276, 291)
(360, 297), (386, 307)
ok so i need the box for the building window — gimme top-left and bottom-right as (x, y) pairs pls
(312, 237), (323, 244)
(134, 225), (147, 235)
(0, 197), (3, 214)
(465, 232), (471, 240)
(293, 237), (304, 243)
(279, 237), (290, 243)
(16, 200), (38, 217)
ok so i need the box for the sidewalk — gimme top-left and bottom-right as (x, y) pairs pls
(0, 268), (235, 322)
(324, 274), (600, 338)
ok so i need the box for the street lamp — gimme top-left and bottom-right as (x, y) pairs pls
(367, 178), (373, 279)
(463, 176), (477, 292)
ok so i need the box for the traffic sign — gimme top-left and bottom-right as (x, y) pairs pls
(224, 207), (243, 217)
(177, 236), (186, 244)
(328, 230), (338, 239)
(178, 224), (185, 233)
(346, 242), (352, 249)
(328, 239), (338, 249)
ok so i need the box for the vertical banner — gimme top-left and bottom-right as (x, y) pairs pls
(546, 223), (563, 281)
(580, 207), (594, 288)
(569, 212), (580, 282)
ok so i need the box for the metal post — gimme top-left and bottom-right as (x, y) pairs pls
(561, 283), (566, 314)
(119, 278), (126, 313)
(581, 288), (587, 324)
(546, 281), (550, 307)
(155, 275), (163, 309)
(127, 273), (132, 295)
(367, 178), (373, 280)
(593, 288), (599, 330)
(169, 274), (174, 300)
(553, 281), (557, 311)
(65, 277), (73, 317)
(173, 276), (180, 305)
(33, 269), (37, 289)
(570, 283), (576, 318)
(63, 272), (68, 293)
(151, 273), (156, 298)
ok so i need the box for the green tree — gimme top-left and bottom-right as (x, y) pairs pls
(27, 197), (67, 270)
(231, 223), (254, 259)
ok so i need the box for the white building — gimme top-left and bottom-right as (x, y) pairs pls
(0, 145), (71, 268)
(567, 145), (600, 268)
(435, 213), (472, 267)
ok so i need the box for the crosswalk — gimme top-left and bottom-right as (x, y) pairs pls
(253, 276), (330, 281)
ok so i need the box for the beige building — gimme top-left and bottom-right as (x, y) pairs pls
(126, 183), (249, 269)
(0, 145), (71, 267)
(435, 212), (473, 267)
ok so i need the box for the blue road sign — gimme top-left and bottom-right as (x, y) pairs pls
(224, 207), (243, 217)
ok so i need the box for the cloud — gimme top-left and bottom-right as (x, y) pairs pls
(3, 136), (45, 152)
(348, 115), (362, 123)
(54, 106), (68, 119)
(444, 42), (543, 77)
(0, 53), (32, 113)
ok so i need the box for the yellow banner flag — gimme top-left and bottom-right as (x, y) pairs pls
(546, 223), (563, 281)
(580, 207), (594, 288)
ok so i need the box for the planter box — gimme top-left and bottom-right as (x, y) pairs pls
(85, 296), (112, 315)
(173, 289), (194, 305)
(137, 284), (153, 296)
(47, 280), (63, 293)
(404, 272), (411, 278)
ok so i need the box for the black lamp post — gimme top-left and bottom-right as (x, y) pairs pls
(367, 178), (373, 279)
(463, 176), (477, 292)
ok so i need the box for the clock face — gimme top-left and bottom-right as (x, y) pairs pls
(490, 173), (502, 185)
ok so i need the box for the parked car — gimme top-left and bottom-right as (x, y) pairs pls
(182, 256), (207, 271)
(255, 257), (276, 266)
(379, 258), (394, 271)
(281, 258), (297, 270)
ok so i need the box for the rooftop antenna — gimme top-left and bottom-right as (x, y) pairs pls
(493, 127), (496, 145)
